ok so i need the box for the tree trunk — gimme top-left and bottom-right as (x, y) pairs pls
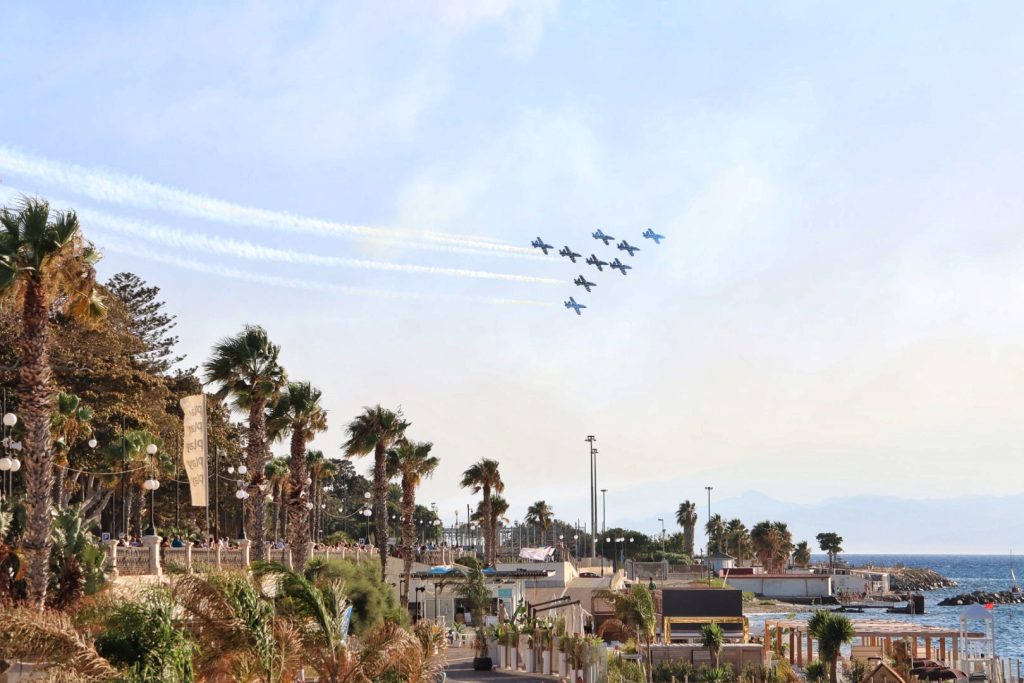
(684, 523), (695, 557)
(401, 478), (415, 611)
(19, 276), (56, 607)
(482, 487), (492, 566)
(246, 398), (269, 561)
(286, 428), (310, 570)
(129, 485), (142, 537)
(829, 656), (838, 683)
(373, 443), (388, 581)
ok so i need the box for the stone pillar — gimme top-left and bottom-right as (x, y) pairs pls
(184, 541), (194, 573)
(142, 535), (163, 577)
(216, 544), (223, 568)
(239, 539), (251, 567)
(105, 540), (120, 578)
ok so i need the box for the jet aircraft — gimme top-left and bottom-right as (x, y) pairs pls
(564, 297), (587, 315)
(573, 275), (596, 293)
(642, 228), (665, 244)
(559, 246), (582, 263)
(592, 229), (615, 245)
(531, 237), (554, 255)
(617, 240), (640, 257)
(585, 254), (608, 271)
(609, 257), (632, 275)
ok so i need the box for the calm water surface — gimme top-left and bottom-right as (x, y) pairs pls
(750, 555), (1024, 659)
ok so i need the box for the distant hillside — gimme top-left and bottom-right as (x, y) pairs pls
(620, 490), (1024, 554)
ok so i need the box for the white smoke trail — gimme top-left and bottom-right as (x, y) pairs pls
(92, 233), (553, 307)
(0, 144), (539, 257)
(77, 204), (560, 284)
(0, 186), (560, 284)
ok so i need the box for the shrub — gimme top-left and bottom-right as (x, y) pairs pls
(653, 660), (695, 682)
(610, 653), (647, 682)
(305, 558), (407, 633)
(93, 587), (195, 683)
(455, 555), (482, 570)
(805, 661), (826, 683)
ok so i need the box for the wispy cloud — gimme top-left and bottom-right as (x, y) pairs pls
(0, 186), (561, 285)
(0, 145), (538, 258)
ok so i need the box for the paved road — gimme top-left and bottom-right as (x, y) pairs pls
(444, 648), (556, 683)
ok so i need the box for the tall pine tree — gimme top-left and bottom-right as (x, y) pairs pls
(106, 272), (185, 374)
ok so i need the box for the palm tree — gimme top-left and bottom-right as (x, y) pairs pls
(50, 392), (93, 510)
(308, 454), (337, 544)
(750, 520), (794, 573)
(525, 500), (554, 547)
(173, 570), (301, 682)
(705, 513), (726, 553)
(675, 501), (697, 557)
(793, 540), (812, 569)
(471, 495), (509, 562)
(268, 381), (327, 569)
(386, 440), (439, 613)
(807, 611), (855, 683)
(816, 532), (844, 573)
(204, 325), (286, 561)
(596, 585), (656, 682)
(700, 622), (724, 669)
(0, 196), (105, 605)
(263, 457), (290, 543)
(725, 519), (749, 562)
(460, 459), (503, 566)
(343, 405), (409, 581)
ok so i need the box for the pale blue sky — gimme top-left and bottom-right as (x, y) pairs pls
(2, 2), (1023, 550)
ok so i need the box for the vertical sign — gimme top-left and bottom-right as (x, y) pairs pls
(180, 394), (209, 507)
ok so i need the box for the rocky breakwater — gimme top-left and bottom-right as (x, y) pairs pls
(888, 567), (958, 592)
(938, 590), (1024, 607)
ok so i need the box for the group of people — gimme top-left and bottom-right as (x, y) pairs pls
(155, 536), (241, 549)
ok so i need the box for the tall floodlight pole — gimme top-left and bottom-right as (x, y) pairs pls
(705, 485), (713, 575)
(586, 436), (597, 557)
(601, 489), (607, 534)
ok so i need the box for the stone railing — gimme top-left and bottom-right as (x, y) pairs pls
(311, 546), (378, 564)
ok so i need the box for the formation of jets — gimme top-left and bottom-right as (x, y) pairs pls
(642, 228), (665, 244)
(531, 237), (554, 255)
(530, 228), (664, 316)
(574, 275), (596, 292)
(559, 246), (581, 263)
(564, 297), (586, 315)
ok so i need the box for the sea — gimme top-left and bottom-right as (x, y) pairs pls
(750, 555), (1024, 659)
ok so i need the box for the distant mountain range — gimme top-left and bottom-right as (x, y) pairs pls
(618, 490), (1024, 554)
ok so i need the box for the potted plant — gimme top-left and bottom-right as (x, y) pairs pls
(454, 566), (494, 671)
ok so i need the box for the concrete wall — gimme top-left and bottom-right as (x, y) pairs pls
(726, 575), (832, 598)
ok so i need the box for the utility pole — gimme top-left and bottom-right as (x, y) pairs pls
(658, 518), (666, 555)
(586, 435), (597, 558)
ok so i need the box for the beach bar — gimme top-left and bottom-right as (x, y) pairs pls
(763, 618), (963, 667)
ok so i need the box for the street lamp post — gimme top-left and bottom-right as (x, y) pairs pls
(586, 435), (597, 558)
(657, 518), (666, 556)
(143, 443), (160, 536)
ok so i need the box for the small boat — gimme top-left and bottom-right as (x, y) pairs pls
(1011, 550), (1021, 594)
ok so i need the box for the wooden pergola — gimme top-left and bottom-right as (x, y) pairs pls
(764, 618), (965, 667)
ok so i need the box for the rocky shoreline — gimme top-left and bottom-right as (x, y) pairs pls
(886, 567), (958, 592)
(938, 590), (1024, 607)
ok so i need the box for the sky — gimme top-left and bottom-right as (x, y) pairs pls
(2, 2), (1024, 552)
